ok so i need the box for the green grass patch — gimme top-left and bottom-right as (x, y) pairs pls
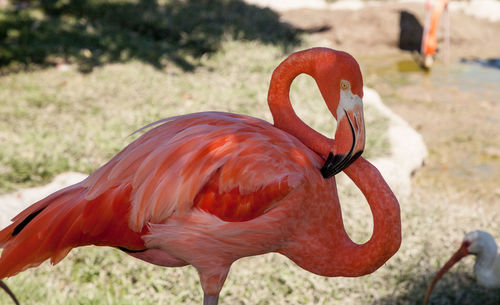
(1, 37), (497, 305)
(0, 39), (389, 193)
(0, 3), (498, 305)
(0, 0), (300, 73)
(0, 37), (395, 304)
(2, 184), (499, 305)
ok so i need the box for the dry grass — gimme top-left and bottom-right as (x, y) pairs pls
(2, 180), (499, 305)
(0, 39), (393, 305)
(1, 38), (498, 305)
(0, 40), (387, 193)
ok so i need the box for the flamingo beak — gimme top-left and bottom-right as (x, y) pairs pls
(320, 101), (365, 178)
(423, 242), (470, 305)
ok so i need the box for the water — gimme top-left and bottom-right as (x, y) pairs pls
(387, 57), (500, 191)
(396, 58), (500, 103)
(434, 60), (500, 98)
(396, 59), (423, 73)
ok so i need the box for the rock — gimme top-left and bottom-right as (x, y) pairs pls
(0, 172), (88, 228)
(337, 87), (428, 199)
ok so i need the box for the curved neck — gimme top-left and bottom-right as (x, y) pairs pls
(474, 254), (500, 288)
(281, 157), (401, 277)
(337, 157), (402, 276)
(267, 49), (334, 157)
(474, 241), (498, 274)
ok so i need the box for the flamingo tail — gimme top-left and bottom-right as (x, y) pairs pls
(0, 183), (146, 279)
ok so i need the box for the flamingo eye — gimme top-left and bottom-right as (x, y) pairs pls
(340, 80), (350, 91)
(464, 241), (471, 247)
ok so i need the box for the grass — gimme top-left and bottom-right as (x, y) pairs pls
(0, 37), (397, 304)
(1, 2), (498, 305)
(0, 39), (388, 193)
(0, 0), (300, 73)
(0, 17), (396, 301)
(2, 171), (500, 305)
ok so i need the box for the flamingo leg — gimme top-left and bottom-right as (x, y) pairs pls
(444, 2), (450, 65)
(0, 280), (19, 305)
(203, 294), (219, 305)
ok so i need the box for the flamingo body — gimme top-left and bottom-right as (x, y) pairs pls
(421, 0), (449, 68)
(0, 48), (401, 304)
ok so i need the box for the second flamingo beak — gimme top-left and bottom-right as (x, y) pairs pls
(320, 103), (365, 178)
(423, 242), (470, 305)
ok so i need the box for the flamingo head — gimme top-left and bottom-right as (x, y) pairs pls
(268, 48), (366, 178)
(423, 230), (498, 305)
(314, 50), (366, 178)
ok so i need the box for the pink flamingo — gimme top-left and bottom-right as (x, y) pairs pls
(0, 48), (401, 305)
(421, 0), (450, 68)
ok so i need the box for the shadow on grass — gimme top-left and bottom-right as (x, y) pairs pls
(374, 269), (500, 305)
(0, 0), (301, 73)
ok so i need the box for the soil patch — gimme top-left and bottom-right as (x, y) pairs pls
(280, 2), (500, 208)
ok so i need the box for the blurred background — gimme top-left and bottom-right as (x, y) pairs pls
(0, 0), (499, 304)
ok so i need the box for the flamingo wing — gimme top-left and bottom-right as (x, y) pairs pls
(0, 112), (322, 279)
(84, 112), (321, 229)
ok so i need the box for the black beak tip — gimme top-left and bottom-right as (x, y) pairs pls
(321, 109), (363, 179)
(320, 151), (363, 179)
(320, 152), (341, 178)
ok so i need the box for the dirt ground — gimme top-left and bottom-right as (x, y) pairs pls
(282, 2), (500, 59)
(280, 2), (500, 209)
